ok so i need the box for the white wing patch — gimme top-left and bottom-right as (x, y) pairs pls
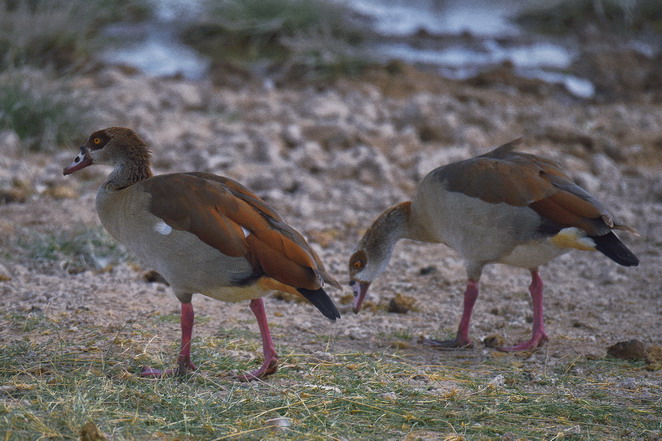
(154, 221), (173, 235)
(241, 226), (251, 238)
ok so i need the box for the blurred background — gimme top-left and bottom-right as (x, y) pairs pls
(1, 0), (661, 151)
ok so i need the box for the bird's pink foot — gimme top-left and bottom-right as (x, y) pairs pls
(498, 332), (549, 352)
(234, 356), (278, 382)
(420, 336), (474, 350)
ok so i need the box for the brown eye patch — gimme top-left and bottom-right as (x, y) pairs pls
(88, 131), (109, 150)
(349, 250), (367, 271)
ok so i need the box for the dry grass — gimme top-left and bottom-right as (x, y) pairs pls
(0, 310), (659, 440)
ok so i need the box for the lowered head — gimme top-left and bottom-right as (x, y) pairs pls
(348, 202), (413, 313)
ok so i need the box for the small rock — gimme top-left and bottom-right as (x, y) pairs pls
(388, 293), (416, 313)
(43, 184), (78, 200)
(0, 130), (21, 155)
(80, 421), (108, 441)
(607, 339), (647, 361)
(0, 179), (33, 204)
(282, 124), (303, 146)
(390, 340), (411, 349)
(483, 334), (506, 348)
(488, 374), (505, 388)
(265, 417), (291, 433)
(591, 153), (621, 180)
(644, 345), (662, 371)
(419, 265), (436, 275)
(338, 293), (354, 305)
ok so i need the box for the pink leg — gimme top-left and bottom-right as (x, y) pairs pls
(422, 280), (478, 349)
(235, 298), (279, 381)
(142, 302), (197, 377)
(499, 270), (549, 352)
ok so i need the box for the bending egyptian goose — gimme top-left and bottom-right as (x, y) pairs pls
(63, 127), (340, 380)
(349, 139), (638, 351)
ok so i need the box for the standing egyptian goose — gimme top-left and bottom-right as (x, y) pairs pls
(63, 127), (340, 380)
(349, 139), (638, 351)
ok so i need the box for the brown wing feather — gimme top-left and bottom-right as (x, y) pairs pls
(439, 146), (557, 206)
(246, 234), (320, 290)
(142, 173), (337, 290)
(187, 172), (340, 289)
(185, 172), (283, 221)
(436, 140), (631, 235)
(143, 174), (249, 257)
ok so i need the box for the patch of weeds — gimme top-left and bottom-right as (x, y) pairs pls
(0, 313), (659, 440)
(0, 0), (151, 70)
(0, 69), (93, 150)
(391, 329), (414, 341)
(183, 0), (374, 78)
(3, 311), (50, 333)
(19, 227), (126, 272)
(515, 0), (662, 35)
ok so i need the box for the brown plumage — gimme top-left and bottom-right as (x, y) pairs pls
(349, 139), (638, 351)
(64, 127), (340, 380)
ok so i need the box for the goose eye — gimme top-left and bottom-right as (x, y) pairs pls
(93, 137), (102, 145)
(353, 260), (364, 269)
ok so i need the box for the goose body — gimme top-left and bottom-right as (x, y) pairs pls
(64, 127), (340, 379)
(349, 140), (638, 351)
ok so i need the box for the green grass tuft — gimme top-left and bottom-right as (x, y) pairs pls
(0, 0), (151, 70)
(183, 0), (374, 79)
(0, 69), (92, 151)
(17, 227), (127, 272)
(515, 0), (662, 35)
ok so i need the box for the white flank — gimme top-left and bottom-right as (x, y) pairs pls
(154, 221), (173, 235)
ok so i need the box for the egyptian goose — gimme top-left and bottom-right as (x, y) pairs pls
(349, 139), (638, 351)
(63, 127), (340, 380)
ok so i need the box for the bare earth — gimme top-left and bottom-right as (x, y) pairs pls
(0, 60), (660, 390)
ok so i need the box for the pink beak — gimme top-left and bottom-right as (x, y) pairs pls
(63, 147), (93, 175)
(351, 280), (370, 313)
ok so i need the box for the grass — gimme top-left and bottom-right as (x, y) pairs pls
(0, 69), (93, 151)
(183, 0), (374, 80)
(0, 0), (150, 70)
(15, 226), (127, 273)
(0, 310), (659, 440)
(515, 0), (662, 34)
(0, 1), (148, 150)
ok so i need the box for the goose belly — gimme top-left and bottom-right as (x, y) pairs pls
(498, 240), (568, 268)
(413, 186), (545, 264)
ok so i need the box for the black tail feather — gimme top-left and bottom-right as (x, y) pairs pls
(592, 232), (639, 267)
(298, 288), (341, 321)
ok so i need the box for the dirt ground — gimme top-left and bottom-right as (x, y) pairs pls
(0, 55), (661, 382)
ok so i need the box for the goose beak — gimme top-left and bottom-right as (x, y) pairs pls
(351, 280), (370, 313)
(63, 146), (93, 175)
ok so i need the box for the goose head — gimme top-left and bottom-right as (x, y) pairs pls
(63, 127), (150, 175)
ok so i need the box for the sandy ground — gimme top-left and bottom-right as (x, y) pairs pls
(0, 59), (660, 379)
